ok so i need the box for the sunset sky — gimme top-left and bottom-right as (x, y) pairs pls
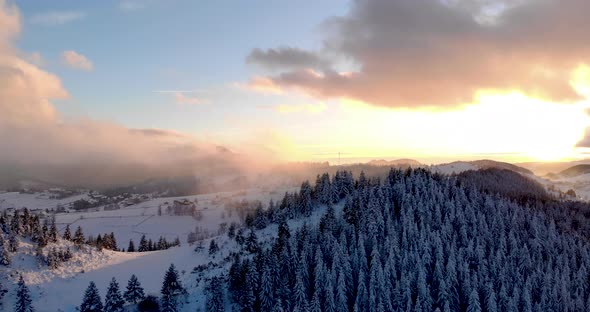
(3, 0), (590, 168)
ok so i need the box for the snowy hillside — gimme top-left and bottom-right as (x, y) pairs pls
(2, 168), (590, 311)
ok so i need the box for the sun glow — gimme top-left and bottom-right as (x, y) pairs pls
(295, 92), (590, 163)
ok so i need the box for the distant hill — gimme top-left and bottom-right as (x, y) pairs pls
(517, 159), (590, 176)
(558, 164), (590, 178)
(432, 159), (533, 175)
(367, 158), (422, 167)
(469, 159), (533, 175)
(457, 168), (550, 202)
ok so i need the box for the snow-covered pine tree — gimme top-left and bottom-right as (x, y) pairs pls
(138, 235), (148, 252)
(63, 224), (72, 241)
(467, 288), (481, 312)
(300, 180), (313, 217)
(8, 233), (19, 252)
(205, 276), (225, 312)
(486, 286), (498, 312)
(336, 271), (348, 312)
(14, 276), (34, 312)
(243, 231), (258, 253)
(108, 233), (117, 250)
(47, 248), (59, 269)
(80, 281), (103, 312)
(49, 219), (58, 243)
(73, 226), (85, 246)
(310, 291), (322, 312)
(11, 209), (22, 235)
(124, 274), (145, 304)
(209, 239), (219, 255)
(127, 239), (135, 252)
(0, 277), (6, 310)
(324, 276), (336, 312)
(104, 278), (125, 312)
(260, 264), (274, 311)
(0, 235), (11, 266)
(161, 263), (184, 312)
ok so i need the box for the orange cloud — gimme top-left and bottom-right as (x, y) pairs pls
(61, 50), (93, 71)
(241, 76), (284, 94)
(174, 92), (204, 105)
(248, 0), (590, 108)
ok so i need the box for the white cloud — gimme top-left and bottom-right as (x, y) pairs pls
(0, 0), (276, 188)
(29, 11), (85, 26)
(61, 50), (93, 71)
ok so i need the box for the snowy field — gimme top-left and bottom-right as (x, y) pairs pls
(0, 186), (334, 312)
(1, 187), (298, 246)
(0, 191), (90, 211)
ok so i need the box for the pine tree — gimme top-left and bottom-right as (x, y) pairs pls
(336, 271), (348, 312)
(124, 274), (145, 304)
(467, 289), (481, 312)
(109, 233), (118, 250)
(63, 224), (72, 241)
(206, 276), (225, 312)
(80, 281), (103, 312)
(0, 235), (11, 266)
(161, 264), (184, 312)
(260, 265), (274, 311)
(104, 278), (125, 312)
(0, 278), (7, 310)
(310, 291), (322, 312)
(47, 248), (59, 269)
(11, 209), (22, 235)
(74, 226), (85, 245)
(486, 288), (498, 312)
(127, 239), (135, 252)
(294, 270), (308, 311)
(300, 180), (313, 217)
(49, 219), (58, 243)
(245, 230), (259, 253)
(14, 276), (34, 312)
(325, 277), (336, 312)
(209, 239), (219, 255)
(138, 235), (148, 252)
(8, 233), (19, 252)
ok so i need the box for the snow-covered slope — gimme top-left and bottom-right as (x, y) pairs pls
(0, 191), (90, 211)
(431, 159), (533, 175)
(431, 162), (479, 174)
(0, 189), (337, 312)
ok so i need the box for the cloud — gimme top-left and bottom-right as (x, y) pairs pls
(248, 0), (590, 108)
(61, 50), (93, 71)
(0, 1), (272, 188)
(174, 92), (204, 105)
(25, 51), (43, 66)
(238, 76), (284, 94)
(247, 47), (331, 71)
(29, 11), (85, 26)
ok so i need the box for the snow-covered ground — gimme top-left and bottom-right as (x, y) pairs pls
(537, 173), (590, 201)
(0, 185), (303, 311)
(1, 187), (297, 247)
(0, 191), (90, 211)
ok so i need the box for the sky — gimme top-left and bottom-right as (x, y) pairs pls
(3, 0), (590, 184)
